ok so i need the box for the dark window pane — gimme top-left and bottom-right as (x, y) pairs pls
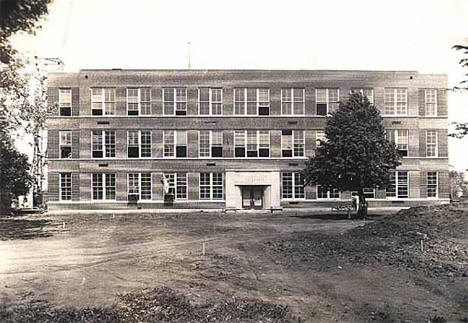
(282, 149), (292, 157)
(317, 103), (327, 116)
(92, 151), (103, 158)
(92, 109), (103, 116)
(235, 147), (245, 157)
(128, 194), (139, 203)
(398, 150), (408, 157)
(128, 147), (139, 158)
(128, 110), (139, 116)
(176, 146), (187, 157)
(175, 110), (186, 116)
(60, 147), (72, 158)
(211, 147), (223, 157)
(282, 130), (292, 136)
(60, 107), (71, 116)
(259, 148), (269, 157)
(247, 150), (258, 157)
(258, 106), (269, 115)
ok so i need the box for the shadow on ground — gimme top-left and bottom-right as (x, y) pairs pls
(0, 218), (54, 240)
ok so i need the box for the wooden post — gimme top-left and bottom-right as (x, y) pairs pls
(202, 242), (206, 256)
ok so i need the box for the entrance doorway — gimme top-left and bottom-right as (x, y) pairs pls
(241, 186), (264, 209)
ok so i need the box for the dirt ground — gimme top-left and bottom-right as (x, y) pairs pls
(0, 207), (466, 322)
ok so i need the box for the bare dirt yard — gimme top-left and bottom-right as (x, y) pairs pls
(0, 205), (466, 322)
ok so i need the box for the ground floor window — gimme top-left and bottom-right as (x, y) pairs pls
(60, 173), (72, 201)
(386, 171), (408, 198)
(200, 173), (224, 200)
(317, 186), (340, 199)
(351, 188), (376, 199)
(281, 172), (304, 199)
(427, 172), (438, 198)
(127, 173), (152, 201)
(164, 173), (187, 200)
(92, 173), (116, 200)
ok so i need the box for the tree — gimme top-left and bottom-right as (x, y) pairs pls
(449, 170), (468, 200)
(0, 131), (34, 215)
(303, 92), (401, 217)
(450, 44), (468, 138)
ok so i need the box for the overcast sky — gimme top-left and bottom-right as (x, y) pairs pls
(11, 0), (468, 171)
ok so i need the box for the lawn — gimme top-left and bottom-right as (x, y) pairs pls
(0, 207), (466, 322)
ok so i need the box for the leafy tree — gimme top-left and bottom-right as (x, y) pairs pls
(450, 44), (468, 138)
(303, 92), (401, 217)
(449, 170), (468, 200)
(0, 131), (34, 215)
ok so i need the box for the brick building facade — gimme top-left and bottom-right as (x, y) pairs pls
(46, 69), (449, 211)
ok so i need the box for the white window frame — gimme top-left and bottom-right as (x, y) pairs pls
(91, 88), (116, 116)
(281, 88), (305, 115)
(427, 171), (438, 198)
(163, 130), (187, 158)
(281, 172), (305, 200)
(198, 88), (223, 115)
(351, 88), (374, 104)
(384, 88), (407, 116)
(281, 130), (305, 158)
(59, 173), (72, 201)
(91, 130), (116, 159)
(127, 130), (152, 158)
(234, 88), (270, 116)
(317, 186), (341, 200)
(91, 173), (116, 201)
(424, 89), (437, 117)
(426, 130), (438, 157)
(164, 173), (187, 200)
(386, 171), (409, 199)
(315, 88), (339, 116)
(233, 130), (270, 158)
(58, 88), (72, 116)
(127, 88), (151, 116)
(163, 87), (187, 116)
(127, 173), (152, 201)
(388, 129), (409, 157)
(59, 130), (72, 159)
(198, 130), (223, 158)
(315, 130), (326, 147)
(199, 173), (224, 200)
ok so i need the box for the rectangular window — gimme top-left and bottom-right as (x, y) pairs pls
(59, 130), (72, 159)
(163, 87), (186, 115)
(281, 130), (304, 157)
(127, 173), (151, 201)
(199, 173), (224, 200)
(92, 173), (116, 200)
(387, 130), (409, 157)
(91, 88), (115, 115)
(351, 88), (374, 104)
(211, 131), (223, 157)
(175, 131), (187, 157)
(127, 88), (151, 116)
(427, 172), (438, 198)
(315, 130), (326, 147)
(234, 130), (270, 158)
(59, 88), (72, 116)
(234, 88), (270, 115)
(199, 130), (223, 158)
(317, 186), (340, 199)
(386, 171), (408, 198)
(384, 88), (407, 115)
(424, 89), (437, 116)
(316, 88), (339, 116)
(281, 172), (304, 199)
(199, 88), (223, 115)
(426, 130), (438, 157)
(127, 131), (151, 158)
(162, 131), (187, 158)
(60, 173), (72, 201)
(281, 88), (304, 115)
(164, 173), (187, 200)
(92, 130), (115, 158)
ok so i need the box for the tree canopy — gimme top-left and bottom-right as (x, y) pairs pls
(450, 44), (468, 138)
(303, 92), (401, 215)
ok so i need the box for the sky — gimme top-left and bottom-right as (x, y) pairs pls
(11, 0), (468, 171)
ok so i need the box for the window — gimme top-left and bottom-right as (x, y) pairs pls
(387, 130), (409, 157)
(92, 173), (116, 200)
(199, 88), (223, 115)
(351, 188), (376, 199)
(317, 186), (340, 199)
(91, 88), (115, 115)
(127, 173), (151, 201)
(59, 131), (72, 159)
(426, 130), (438, 157)
(199, 131), (223, 158)
(59, 88), (72, 116)
(316, 88), (339, 116)
(127, 130), (151, 158)
(384, 88), (407, 115)
(92, 131), (115, 158)
(164, 173), (187, 199)
(315, 130), (326, 147)
(281, 130), (304, 157)
(60, 173), (72, 201)
(200, 173), (224, 200)
(127, 88), (151, 115)
(281, 88), (304, 115)
(427, 172), (438, 198)
(424, 89), (437, 116)
(386, 171), (408, 198)
(163, 131), (186, 158)
(234, 88), (270, 115)
(351, 88), (374, 104)
(281, 172), (304, 199)
(233, 130), (270, 158)
(163, 87), (186, 115)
